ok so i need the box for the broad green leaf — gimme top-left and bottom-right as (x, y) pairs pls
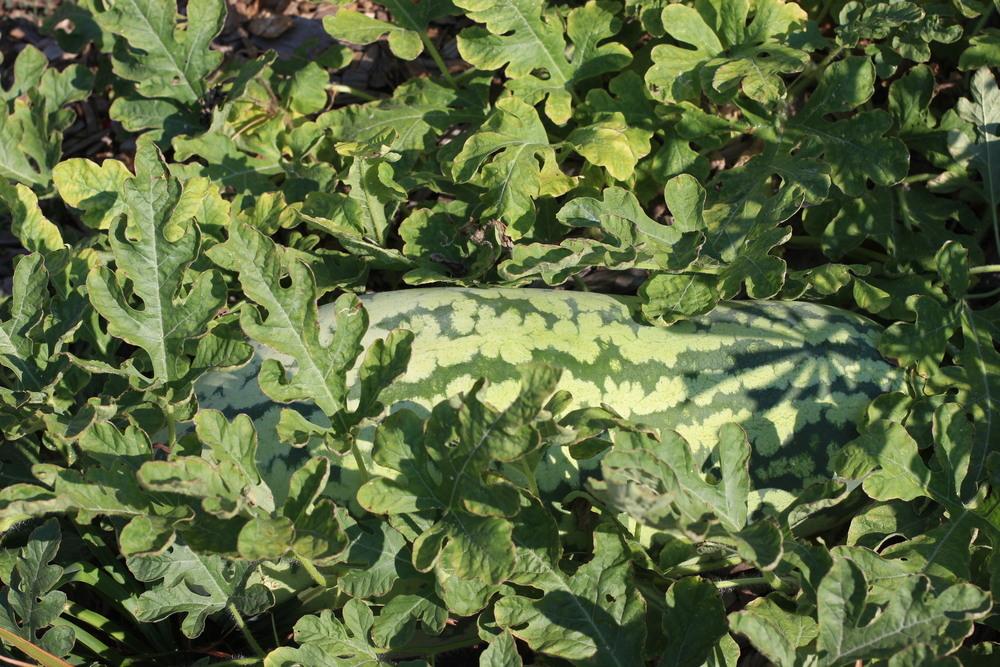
(0, 519), (75, 659)
(815, 558), (989, 666)
(93, 0), (225, 105)
(451, 97), (572, 237)
(457, 0), (631, 123)
(717, 226), (792, 299)
(959, 30), (1000, 70)
(0, 182), (64, 257)
(0, 46), (92, 189)
(334, 514), (416, 599)
(700, 142), (828, 262)
(568, 112), (652, 181)
(52, 158), (130, 230)
(837, 1), (962, 73)
(659, 577), (727, 667)
(498, 238), (638, 286)
(357, 365), (561, 583)
(264, 601), (383, 667)
(324, 11), (423, 60)
(836, 420), (932, 502)
(519, 184), (703, 283)
(370, 593), (447, 648)
(494, 527), (646, 666)
(950, 68), (1000, 243)
(878, 295), (959, 375)
(598, 426), (783, 570)
(935, 240), (970, 298)
(793, 56), (909, 196)
(207, 220), (367, 415)
(125, 543), (271, 638)
(558, 185), (700, 251)
(333, 133), (408, 246)
(0, 254), (50, 389)
(731, 594), (818, 666)
(640, 273), (719, 326)
(139, 410), (274, 517)
(86, 138), (225, 382)
(646, 0), (808, 104)
(481, 630), (522, 667)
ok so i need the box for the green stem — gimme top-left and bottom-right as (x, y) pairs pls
(420, 32), (457, 86)
(970, 264), (1000, 275)
(328, 84), (383, 102)
(712, 576), (773, 591)
(787, 45), (844, 100)
(51, 617), (125, 665)
(228, 603), (265, 658)
(203, 660), (262, 667)
(0, 627), (73, 667)
(452, 67), (481, 85)
(63, 602), (144, 652)
(164, 401), (177, 448)
(298, 558), (328, 587)
(388, 628), (481, 659)
(662, 553), (743, 577)
(966, 285), (1000, 300)
(784, 235), (891, 263)
(350, 440), (371, 483)
(971, 4), (996, 37)
(815, 0), (836, 25)
(516, 459), (539, 497)
(901, 172), (935, 185)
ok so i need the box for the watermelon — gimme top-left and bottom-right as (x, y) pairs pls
(195, 288), (905, 505)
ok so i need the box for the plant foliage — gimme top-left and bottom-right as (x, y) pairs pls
(2, 0), (1000, 664)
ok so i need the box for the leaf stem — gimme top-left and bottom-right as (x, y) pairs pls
(966, 285), (1000, 300)
(298, 557), (328, 587)
(712, 576), (777, 591)
(63, 602), (144, 652)
(0, 627), (73, 667)
(969, 264), (1000, 275)
(328, 84), (384, 103)
(901, 173), (935, 185)
(387, 627), (482, 659)
(971, 4), (996, 37)
(662, 553), (743, 577)
(227, 603), (265, 658)
(420, 32), (457, 87)
(784, 235), (891, 263)
(787, 46), (844, 100)
(51, 617), (125, 665)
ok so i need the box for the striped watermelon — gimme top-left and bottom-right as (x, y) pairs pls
(195, 288), (904, 505)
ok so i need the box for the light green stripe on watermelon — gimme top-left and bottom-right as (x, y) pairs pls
(195, 288), (905, 505)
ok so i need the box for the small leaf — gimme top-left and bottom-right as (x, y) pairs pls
(568, 112), (652, 180)
(640, 273), (719, 325)
(324, 11), (423, 60)
(878, 295), (959, 375)
(52, 158), (130, 230)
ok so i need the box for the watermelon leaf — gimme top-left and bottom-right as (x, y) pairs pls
(207, 220), (366, 416)
(86, 137), (226, 384)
